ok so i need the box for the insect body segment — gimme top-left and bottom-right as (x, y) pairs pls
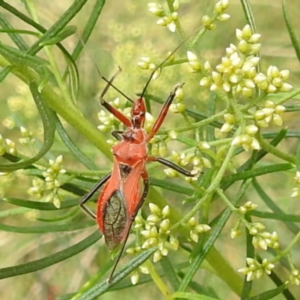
(97, 142), (148, 250)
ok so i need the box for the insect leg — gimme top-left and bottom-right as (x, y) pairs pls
(80, 173), (111, 219)
(146, 83), (184, 142)
(107, 173), (149, 283)
(148, 156), (194, 177)
(100, 68), (132, 127)
(136, 171), (149, 212)
(111, 130), (124, 141)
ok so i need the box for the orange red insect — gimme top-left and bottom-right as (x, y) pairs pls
(81, 63), (194, 283)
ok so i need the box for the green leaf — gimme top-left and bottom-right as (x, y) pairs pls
(160, 257), (180, 291)
(71, 0), (106, 60)
(27, 0), (88, 55)
(55, 116), (99, 170)
(149, 178), (193, 195)
(249, 210), (300, 222)
(252, 178), (299, 233)
(0, 13), (28, 50)
(0, 83), (56, 171)
(172, 292), (220, 300)
(240, 0), (261, 74)
(0, 230), (101, 279)
(39, 25), (77, 46)
(0, 221), (95, 234)
(296, 140), (300, 171)
(0, 42), (49, 71)
(3, 197), (78, 210)
(72, 247), (157, 300)
(0, 65), (13, 82)
(0, 207), (30, 218)
(241, 214), (254, 298)
(36, 207), (79, 222)
(282, 0), (300, 63)
(178, 180), (251, 293)
(0, 1), (80, 97)
(244, 283), (287, 300)
(223, 163), (293, 185)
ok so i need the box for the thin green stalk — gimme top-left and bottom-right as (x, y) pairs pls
(165, 0), (189, 48)
(257, 134), (296, 164)
(144, 260), (173, 299)
(0, 55), (111, 159)
(174, 127), (242, 226)
(26, 0), (74, 107)
(159, 109), (227, 134)
(274, 230), (300, 260)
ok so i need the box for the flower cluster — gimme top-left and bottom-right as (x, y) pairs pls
(201, 0), (230, 31)
(188, 217), (211, 243)
(27, 178), (45, 199)
(186, 51), (202, 72)
(231, 125), (260, 152)
(169, 85), (187, 113)
(291, 171), (300, 198)
(127, 203), (179, 284)
(28, 155), (66, 208)
(220, 113), (236, 133)
(0, 134), (17, 156)
(19, 126), (35, 145)
(200, 24), (292, 97)
(149, 136), (168, 157)
(238, 258), (275, 281)
(254, 100), (286, 128)
(148, 1), (179, 33)
(289, 269), (300, 286)
(238, 201), (258, 214)
(164, 150), (211, 181)
(249, 222), (280, 250)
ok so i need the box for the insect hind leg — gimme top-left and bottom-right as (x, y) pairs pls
(80, 173), (111, 219)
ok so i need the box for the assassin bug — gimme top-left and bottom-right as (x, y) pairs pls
(80, 43), (196, 283)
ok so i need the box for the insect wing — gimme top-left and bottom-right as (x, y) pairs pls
(122, 162), (145, 218)
(97, 160), (145, 249)
(102, 189), (127, 249)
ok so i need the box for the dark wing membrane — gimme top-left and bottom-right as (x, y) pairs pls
(103, 190), (127, 250)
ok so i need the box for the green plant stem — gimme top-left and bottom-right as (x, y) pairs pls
(216, 188), (238, 211)
(26, 0), (74, 106)
(277, 87), (300, 105)
(165, 0), (188, 48)
(206, 246), (243, 295)
(216, 188), (253, 230)
(144, 260), (173, 299)
(257, 133), (296, 164)
(274, 229), (300, 262)
(0, 55), (112, 159)
(229, 95), (246, 129)
(159, 109), (227, 134)
(174, 127), (242, 227)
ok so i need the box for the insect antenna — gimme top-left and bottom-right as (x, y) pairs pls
(78, 37), (134, 103)
(94, 64), (134, 103)
(140, 34), (193, 99)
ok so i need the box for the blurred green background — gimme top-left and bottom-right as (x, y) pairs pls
(0, 0), (299, 299)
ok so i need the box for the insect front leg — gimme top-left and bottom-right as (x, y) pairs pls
(80, 173), (111, 219)
(148, 156), (195, 177)
(146, 83), (184, 142)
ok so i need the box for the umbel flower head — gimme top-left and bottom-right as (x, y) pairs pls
(200, 24), (292, 97)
